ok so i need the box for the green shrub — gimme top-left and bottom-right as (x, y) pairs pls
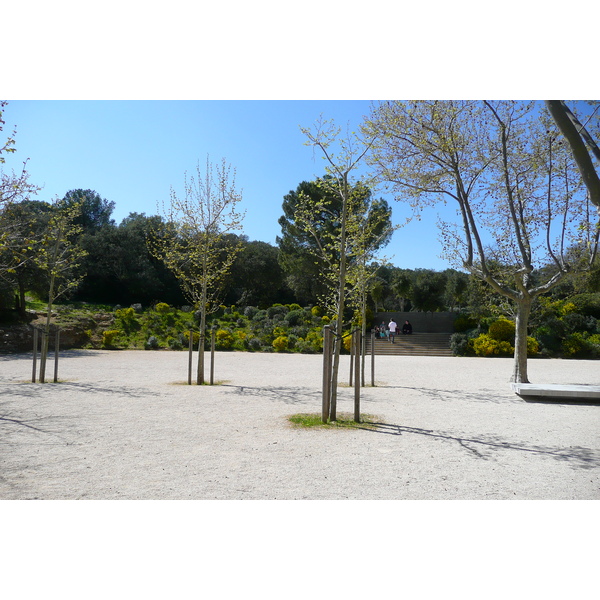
(488, 318), (515, 342)
(287, 303), (302, 311)
(311, 306), (323, 317)
(115, 307), (141, 334)
(244, 306), (259, 319)
(267, 305), (289, 319)
(167, 336), (183, 350)
(145, 336), (160, 350)
(102, 330), (120, 348)
(247, 337), (262, 351)
(285, 309), (304, 327)
(155, 302), (171, 314)
(450, 333), (475, 356)
(561, 332), (600, 358)
(272, 335), (289, 352)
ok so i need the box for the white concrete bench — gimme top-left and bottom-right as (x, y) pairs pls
(511, 383), (600, 401)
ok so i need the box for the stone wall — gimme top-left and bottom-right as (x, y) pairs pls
(373, 312), (458, 333)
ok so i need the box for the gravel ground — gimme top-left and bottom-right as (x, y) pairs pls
(1, 349), (599, 500)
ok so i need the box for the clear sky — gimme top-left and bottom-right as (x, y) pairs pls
(2, 99), (455, 271)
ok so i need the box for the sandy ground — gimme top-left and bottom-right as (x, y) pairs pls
(1, 349), (599, 500)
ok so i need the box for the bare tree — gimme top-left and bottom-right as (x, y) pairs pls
(150, 156), (245, 385)
(365, 100), (600, 383)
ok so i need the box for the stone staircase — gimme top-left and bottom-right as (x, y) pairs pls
(364, 332), (454, 357)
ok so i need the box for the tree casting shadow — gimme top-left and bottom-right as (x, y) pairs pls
(359, 421), (600, 470)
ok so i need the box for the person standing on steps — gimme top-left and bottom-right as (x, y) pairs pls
(388, 318), (398, 343)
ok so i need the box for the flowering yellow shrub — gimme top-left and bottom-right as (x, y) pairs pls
(272, 336), (289, 352)
(215, 329), (234, 349)
(102, 330), (120, 347)
(473, 334), (514, 356)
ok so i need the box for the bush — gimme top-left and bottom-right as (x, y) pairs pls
(244, 306), (259, 319)
(287, 303), (302, 311)
(252, 309), (268, 322)
(115, 307), (140, 334)
(215, 329), (235, 350)
(155, 302), (171, 314)
(563, 313), (597, 334)
(272, 335), (289, 352)
(102, 330), (120, 348)
(285, 309), (304, 327)
(247, 337), (262, 351)
(527, 336), (539, 356)
(311, 306), (323, 317)
(267, 305), (288, 319)
(167, 336), (183, 350)
(561, 332), (600, 358)
(450, 332), (474, 356)
(472, 333), (513, 357)
(488, 318), (515, 342)
(145, 336), (160, 350)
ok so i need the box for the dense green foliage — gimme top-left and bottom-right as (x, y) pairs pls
(2, 182), (600, 359)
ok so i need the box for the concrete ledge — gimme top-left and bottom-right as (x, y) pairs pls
(511, 383), (600, 400)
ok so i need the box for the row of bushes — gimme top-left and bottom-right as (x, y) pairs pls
(99, 302), (360, 354)
(450, 294), (600, 359)
(97, 292), (600, 359)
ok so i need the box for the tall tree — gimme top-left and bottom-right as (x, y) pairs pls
(33, 198), (87, 381)
(61, 189), (116, 233)
(365, 100), (600, 383)
(149, 157), (245, 385)
(224, 238), (293, 307)
(294, 117), (388, 419)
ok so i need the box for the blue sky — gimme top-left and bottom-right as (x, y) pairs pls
(2, 100), (453, 270)
(3, 6), (594, 273)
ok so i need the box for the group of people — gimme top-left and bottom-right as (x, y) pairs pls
(374, 318), (412, 343)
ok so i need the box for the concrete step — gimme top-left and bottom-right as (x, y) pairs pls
(364, 333), (454, 356)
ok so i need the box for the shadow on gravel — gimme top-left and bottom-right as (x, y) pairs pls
(360, 422), (600, 470)
(0, 407), (79, 447)
(0, 381), (163, 399)
(385, 385), (521, 404)
(222, 384), (321, 405)
(0, 349), (103, 362)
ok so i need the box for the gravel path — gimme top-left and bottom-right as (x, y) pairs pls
(1, 350), (599, 500)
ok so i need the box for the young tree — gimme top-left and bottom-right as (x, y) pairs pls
(33, 198), (87, 382)
(149, 157), (245, 385)
(295, 118), (391, 418)
(365, 100), (600, 383)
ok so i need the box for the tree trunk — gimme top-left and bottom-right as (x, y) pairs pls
(511, 295), (532, 383)
(329, 176), (349, 421)
(197, 282), (208, 385)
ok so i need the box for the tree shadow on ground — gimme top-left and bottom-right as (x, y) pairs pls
(359, 421), (600, 470)
(0, 406), (79, 447)
(0, 381), (163, 399)
(221, 384), (323, 406)
(0, 349), (103, 362)
(383, 385), (522, 405)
